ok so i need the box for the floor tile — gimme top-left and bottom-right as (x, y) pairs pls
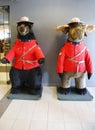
(48, 102), (64, 122)
(64, 122), (83, 130)
(75, 102), (95, 123)
(16, 100), (36, 120)
(11, 119), (31, 130)
(82, 123), (95, 130)
(32, 101), (49, 120)
(29, 120), (47, 130)
(41, 86), (57, 101)
(1, 100), (23, 119)
(48, 121), (65, 130)
(0, 119), (14, 130)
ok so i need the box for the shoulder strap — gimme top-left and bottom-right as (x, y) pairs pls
(69, 46), (86, 60)
(18, 44), (37, 60)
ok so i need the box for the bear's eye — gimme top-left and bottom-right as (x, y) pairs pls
(17, 23), (22, 26)
(17, 22), (32, 30)
(17, 22), (27, 26)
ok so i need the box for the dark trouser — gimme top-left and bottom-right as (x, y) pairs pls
(9, 66), (42, 94)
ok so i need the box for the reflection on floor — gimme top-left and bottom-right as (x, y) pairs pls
(0, 84), (11, 100)
(0, 86), (95, 130)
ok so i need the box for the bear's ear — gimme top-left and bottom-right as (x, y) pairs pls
(56, 24), (69, 34)
(86, 25), (95, 32)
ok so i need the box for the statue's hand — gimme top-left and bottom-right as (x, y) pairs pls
(58, 73), (63, 79)
(1, 58), (9, 64)
(38, 58), (45, 64)
(88, 73), (92, 80)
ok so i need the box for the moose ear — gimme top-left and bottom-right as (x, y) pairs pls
(86, 25), (95, 31)
(56, 24), (69, 34)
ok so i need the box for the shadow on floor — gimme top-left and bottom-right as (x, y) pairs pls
(0, 98), (12, 117)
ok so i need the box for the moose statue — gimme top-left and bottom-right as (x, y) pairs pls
(56, 17), (95, 95)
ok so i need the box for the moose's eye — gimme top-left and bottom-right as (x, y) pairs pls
(81, 25), (86, 30)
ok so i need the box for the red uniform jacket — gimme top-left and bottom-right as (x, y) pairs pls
(5, 39), (45, 70)
(56, 42), (93, 73)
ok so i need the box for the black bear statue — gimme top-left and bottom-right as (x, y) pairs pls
(1, 16), (45, 96)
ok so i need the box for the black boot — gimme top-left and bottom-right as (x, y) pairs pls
(57, 87), (71, 95)
(28, 87), (42, 96)
(10, 88), (22, 94)
(75, 88), (87, 95)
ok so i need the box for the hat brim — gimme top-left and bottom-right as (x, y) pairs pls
(68, 21), (84, 26)
(17, 21), (34, 24)
(68, 22), (83, 24)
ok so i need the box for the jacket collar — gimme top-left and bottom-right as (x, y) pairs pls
(67, 40), (81, 44)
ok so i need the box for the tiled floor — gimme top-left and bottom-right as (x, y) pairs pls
(0, 86), (95, 130)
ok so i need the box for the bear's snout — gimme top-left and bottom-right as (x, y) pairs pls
(19, 26), (25, 33)
(17, 24), (30, 36)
